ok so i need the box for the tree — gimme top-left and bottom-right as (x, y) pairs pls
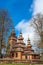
(6, 41), (10, 52)
(0, 10), (13, 58)
(30, 13), (43, 52)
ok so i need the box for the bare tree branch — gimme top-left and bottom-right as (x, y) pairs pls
(30, 13), (43, 51)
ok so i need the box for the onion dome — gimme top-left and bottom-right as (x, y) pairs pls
(26, 38), (34, 52)
(15, 31), (26, 49)
(18, 32), (24, 40)
(11, 26), (16, 36)
(27, 38), (32, 48)
(10, 26), (17, 40)
(8, 26), (17, 45)
(17, 31), (25, 43)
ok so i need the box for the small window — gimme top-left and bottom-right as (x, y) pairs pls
(26, 56), (27, 59)
(34, 55), (36, 59)
(16, 53), (18, 57)
(12, 53), (14, 57)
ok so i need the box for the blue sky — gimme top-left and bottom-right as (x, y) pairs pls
(0, 0), (33, 25)
(0, 0), (43, 45)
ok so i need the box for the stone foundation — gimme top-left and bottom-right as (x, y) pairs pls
(0, 59), (43, 64)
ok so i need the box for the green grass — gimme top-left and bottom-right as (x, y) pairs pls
(0, 63), (43, 65)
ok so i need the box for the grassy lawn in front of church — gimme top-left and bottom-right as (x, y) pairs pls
(0, 63), (43, 65)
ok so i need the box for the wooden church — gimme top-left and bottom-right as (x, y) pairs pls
(6, 27), (40, 60)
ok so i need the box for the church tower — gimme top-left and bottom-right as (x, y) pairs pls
(8, 26), (17, 47)
(27, 38), (34, 52)
(7, 27), (17, 58)
(13, 32), (26, 59)
(17, 31), (26, 48)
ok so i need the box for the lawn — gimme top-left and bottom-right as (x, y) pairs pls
(0, 63), (43, 65)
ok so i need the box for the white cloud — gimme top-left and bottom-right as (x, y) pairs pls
(29, 0), (43, 15)
(15, 20), (35, 45)
(33, 0), (43, 15)
(15, 20), (40, 46)
(29, 2), (34, 13)
(15, 0), (43, 46)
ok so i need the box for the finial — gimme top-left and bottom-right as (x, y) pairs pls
(12, 26), (14, 32)
(20, 29), (22, 34)
(18, 30), (24, 40)
(11, 26), (16, 36)
(28, 37), (30, 41)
